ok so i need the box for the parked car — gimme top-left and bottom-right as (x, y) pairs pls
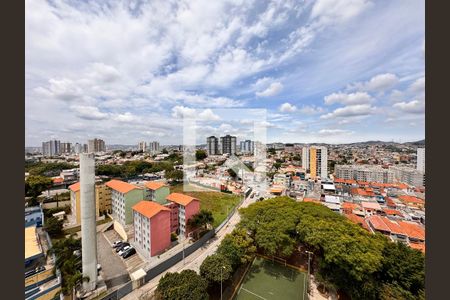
(112, 240), (124, 248)
(118, 246), (132, 256)
(122, 248), (136, 258)
(115, 243), (130, 252)
(97, 264), (101, 271)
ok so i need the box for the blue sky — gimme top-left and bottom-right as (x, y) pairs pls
(25, 0), (425, 146)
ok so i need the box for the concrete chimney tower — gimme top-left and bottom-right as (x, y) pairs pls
(80, 153), (97, 291)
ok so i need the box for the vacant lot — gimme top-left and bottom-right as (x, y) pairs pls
(170, 184), (241, 228)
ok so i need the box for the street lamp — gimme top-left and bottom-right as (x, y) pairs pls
(220, 265), (226, 300)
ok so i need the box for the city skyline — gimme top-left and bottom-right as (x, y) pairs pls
(26, 0), (424, 146)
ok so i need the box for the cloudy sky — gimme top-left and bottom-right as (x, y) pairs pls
(26, 0), (424, 146)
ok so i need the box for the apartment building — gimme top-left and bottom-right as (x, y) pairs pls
(105, 180), (144, 225)
(303, 146), (328, 179)
(206, 136), (219, 155)
(240, 140), (254, 154)
(220, 135), (237, 155)
(132, 201), (171, 257)
(416, 148), (425, 173)
(138, 141), (147, 152)
(390, 166), (425, 187)
(148, 141), (160, 154)
(144, 181), (170, 204)
(42, 140), (61, 156)
(87, 138), (106, 153)
(96, 183), (112, 214)
(335, 165), (394, 184)
(69, 182), (100, 225)
(165, 193), (200, 237)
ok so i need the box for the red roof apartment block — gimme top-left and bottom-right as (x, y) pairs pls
(165, 193), (200, 237)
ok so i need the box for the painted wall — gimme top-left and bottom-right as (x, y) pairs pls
(96, 184), (112, 213)
(184, 200), (200, 237)
(71, 189), (100, 225)
(154, 187), (170, 204)
(150, 210), (171, 256)
(166, 202), (179, 233)
(310, 148), (317, 179)
(124, 189), (145, 224)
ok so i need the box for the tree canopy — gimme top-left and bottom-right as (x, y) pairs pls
(25, 175), (53, 198)
(188, 209), (214, 230)
(199, 253), (233, 285)
(195, 150), (207, 161)
(237, 197), (425, 299)
(156, 270), (208, 300)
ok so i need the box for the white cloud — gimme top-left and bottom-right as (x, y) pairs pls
(393, 100), (424, 114)
(318, 129), (353, 135)
(324, 92), (373, 105)
(311, 0), (373, 26)
(408, 77), (425, 94)
(256, 82), (283, 97)
(346, 73), (399, 93)
(70, 105), (109, 120)
(321, 104), (374, 119)
(279, 102), (297, 113)
(171, 106), (220, 121)
(298, 105), (325, 115)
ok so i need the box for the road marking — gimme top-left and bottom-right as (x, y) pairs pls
(240, 287), (268, 300)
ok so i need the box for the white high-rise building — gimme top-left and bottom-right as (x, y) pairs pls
(88, 138), (106, 153)
(240, 140), (254, 154)
(302, 147), (310, 170)
(149, 141), (160, 154)
(417, 148), (425, 173)
(42, 140), (61, 156)
(138, 141), (147, 152)
(206, 136), (219, 155)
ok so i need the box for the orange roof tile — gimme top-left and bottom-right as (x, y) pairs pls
(342, 202), (360, 210)
(383, 208), (403, 217)
(132, 201), (169, 219)
(145, 181), (167, 190)
(367, 215), (391, 232)
(106, 179), (140, 194)
(361, 201), (382, 210)
(398, 195), (425, 205)
(409, 242), (425, 253)
(69, 182), (80, 192)
(303, 198), (321, 203)
(166, 193), (199, 206)
(398, 221), (425, 241)
(346, 213), (364, 225)
(334, 178), (345, 183)
(53, 177), (64, 183)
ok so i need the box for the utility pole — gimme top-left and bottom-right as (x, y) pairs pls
(305, 251), (313, 295)
(220, 265), (226, 300)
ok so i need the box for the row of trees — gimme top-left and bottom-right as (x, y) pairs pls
(26, 162), (75, 176)
(96, 160), (182, 180)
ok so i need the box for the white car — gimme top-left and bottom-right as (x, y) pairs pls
(112, 240), (124, 248)
(118, 246), (132, 256)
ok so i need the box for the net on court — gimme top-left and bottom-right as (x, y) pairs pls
(234, 256), (307, 300)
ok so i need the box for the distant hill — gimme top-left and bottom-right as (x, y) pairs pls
(406, 139), (425, 146)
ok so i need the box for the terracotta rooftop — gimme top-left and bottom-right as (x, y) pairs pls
(399, 195), (425, 205)
(361, 201), (382, 210)
(132, 200), (170, 219)
(398, 221), (425, 241)
(106, 179), (141, 194)
(69, 182), (80, 192)
(145, 181), (167, 190)
(166, 193), (199, 206)
(303, 198), (321, 203)
(383, 208), (403, 217)
(409, 242), (425, 253)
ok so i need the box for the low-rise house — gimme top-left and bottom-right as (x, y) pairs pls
(361, 201), (382, 216)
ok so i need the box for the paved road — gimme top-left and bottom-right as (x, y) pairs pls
(123, 193), (257, 300)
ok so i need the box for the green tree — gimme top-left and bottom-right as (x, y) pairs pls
(199, 253), (233, 285)
(188, 209), (214, 230)
(156, 270), (208, 300)
(195, 150), (207, 160)
(162, 148), (168, 154)
(48, 235), (85, 295)
(217, 228), (256, 268)
(166, 169), (183, 181)
(25, 175), (52, 198)
(44, 216), (64, 237)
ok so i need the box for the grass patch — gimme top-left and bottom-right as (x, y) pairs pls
(171, 184), (241, 228)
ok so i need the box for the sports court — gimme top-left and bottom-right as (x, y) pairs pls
(234, 256), (308, 300)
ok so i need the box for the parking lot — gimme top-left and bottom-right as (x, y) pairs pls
(97, 231), (129, 289)
(103, 229), (146, 275)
